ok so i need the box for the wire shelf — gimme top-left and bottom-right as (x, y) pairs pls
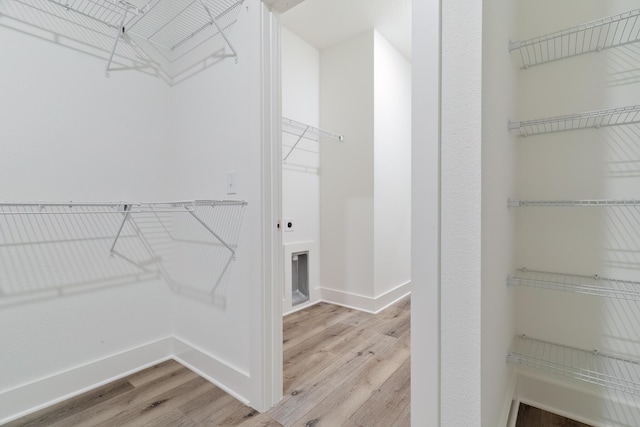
(510, 8), (640, 68)
(508, 198), (640, 208)
(507, 335), (640, 396)
(35, 0), (243, 80)
(508, 105), (640, 137)
(0, 200), (246, 255)
(0, 199), (247, 301)
(508, 268), (640, 301)
(47, 0), (144, 29)
(282, 117), (344, 162)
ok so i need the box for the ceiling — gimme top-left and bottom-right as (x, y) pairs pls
(278, 0), (412, 61)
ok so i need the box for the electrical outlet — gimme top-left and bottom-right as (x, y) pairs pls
(284, 218), (294, 232)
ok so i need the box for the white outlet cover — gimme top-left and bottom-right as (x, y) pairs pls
(284, 218), (294, 232)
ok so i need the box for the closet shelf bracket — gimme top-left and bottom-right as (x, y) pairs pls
(281, 117), (344, 162)
(510, 8), (640, 68)
(109, 204), (133, 257)
(507, 334), (640, 396)
(507, 268), (640, 301)
(508, 104), (640, 136)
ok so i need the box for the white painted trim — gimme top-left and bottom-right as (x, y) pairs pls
(507, 397), (520, 427)
(514, 372), (640, 426)
(254, 1), (283, 413)
(499, 372), (518, 427)
(283, 297), (322, 316)
(411, 0), (442, 425)
(0, 338), (172, 424)
(321, 281), (411, 314)
(172, 338), (251, 405)
(0, 337), (255, 424)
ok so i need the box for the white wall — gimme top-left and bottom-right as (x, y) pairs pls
(373, 31), (412, 298)
(0, 0), (266, 420)
(0, 5), (174, 421)
(281, 28), (321, 313)
(320, 30), (411, 311)
(439, 0), (483, 423)
(512, 0), (640, 423)
(411, 0), (441, 423)
(481, 0), (518, 425)
(167, 0), (262, 401)
(320, 31), (375, 299)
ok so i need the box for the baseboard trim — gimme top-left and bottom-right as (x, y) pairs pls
(172, 337), (251, 405)
(514, 371), (640, 426)
(0, 337), (173, 424)
(0, 337), (252, 424)
(320, 281), (411, 314)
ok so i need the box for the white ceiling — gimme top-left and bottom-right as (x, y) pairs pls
(279, 0), (412, 61)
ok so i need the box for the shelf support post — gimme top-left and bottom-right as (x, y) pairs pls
(188, 210), (236, 257)
(283, 125), (310, 162)
(199, 0), (238, 59)
(105, 11), (128, 78)
(110, 204), (131, 257)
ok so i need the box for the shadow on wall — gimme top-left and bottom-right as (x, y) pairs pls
(0, 203), (246, 308)
(0, 0), (243, 86)
(282, 129), (320, 174)
(606, 44), (640, 88)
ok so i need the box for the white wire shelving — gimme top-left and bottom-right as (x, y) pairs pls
(507, 268), (640, 301)
(507, 334), (640, 396)
(510, 8), (640, 69)
(0, 199), (247, 301)
(26, 0), (243, 79)
(508, 105), (640, 137)
(508, 198), (640, 208)
(0, 200), (247, 257)
(282, 117), (344, 162)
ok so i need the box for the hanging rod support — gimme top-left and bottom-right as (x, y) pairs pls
(110, 204), (131, 257)
(105, 10), (128, 78)
(283, 125), (310, 162)
(200, 0), (238, 58)
(188, 210), (236, 257)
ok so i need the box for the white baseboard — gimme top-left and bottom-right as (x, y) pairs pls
(500, 371), (518, 427)
(172, 337), (251, 405)
(514, 371), (640, 426)
(0, 337), (252, 424)
(320, 281), (411, 314)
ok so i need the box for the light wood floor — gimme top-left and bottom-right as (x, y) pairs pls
(7, 297), (410, 426)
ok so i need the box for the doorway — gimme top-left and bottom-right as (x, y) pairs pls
(275, 0), (413, 416)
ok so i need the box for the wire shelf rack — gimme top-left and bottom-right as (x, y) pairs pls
(0, 200), (247, 256)
(30, 0), (243, 80)
(0, 200), (247, 301)
(282, 117), (344, 162)
(507, 268), (640, 301)
(508, 105), (640, 137)
(508, 198), (640, 208)
(510, 8), (640, 69)
(507, 335), (640, 396)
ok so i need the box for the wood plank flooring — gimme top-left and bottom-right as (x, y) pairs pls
(515, 403), (593, 427)
(7, 297), (410, 426)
